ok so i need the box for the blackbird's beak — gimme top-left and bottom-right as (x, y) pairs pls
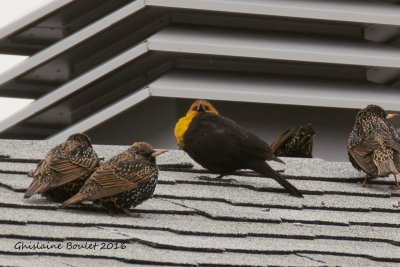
(151, 149), (168, 157)
(386, 114), (398, 120)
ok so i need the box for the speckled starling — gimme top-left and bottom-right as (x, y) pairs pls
(174, 99), (303, 197)
(62, 142), (167, 215)
(271, 124), (316, 158)
(24, 133), (100, 201)
(348, 104), (400, 189)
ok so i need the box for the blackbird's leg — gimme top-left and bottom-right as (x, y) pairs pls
(197, 173), (237, 182)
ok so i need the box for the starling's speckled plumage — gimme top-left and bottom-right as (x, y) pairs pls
(174, 99), (303, 197)
(24, 133), (100, 201)
(62, 142), (167, 215)
(347, 104), (400, 188)
(271, 124), (316, 158)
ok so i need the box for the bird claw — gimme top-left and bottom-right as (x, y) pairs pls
(121, 208), (141, 218)
(107, 208), (141, 217)
(197, 175), (237, 183)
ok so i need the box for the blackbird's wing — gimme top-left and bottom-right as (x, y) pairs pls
(195, 114), (279, 162)
(46, 142), (99, 189)
(83, 158), (157, 200)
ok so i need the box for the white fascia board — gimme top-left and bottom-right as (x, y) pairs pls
(48, 88), (150, 142)
(147, 0), (400, 26)
(0, 0), (75, 40)
(0, 0), (146, 87)
(148, 71), (400, 111)
(0, 42), (148, 133)
(148, 27), (400, 68)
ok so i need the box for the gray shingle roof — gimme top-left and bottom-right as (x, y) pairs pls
(1, 139), (399, 266)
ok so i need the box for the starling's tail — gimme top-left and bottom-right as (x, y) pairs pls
(24, 179), (50, 198)
(250, 162), (303, 197)
(61, 193), (88, 208)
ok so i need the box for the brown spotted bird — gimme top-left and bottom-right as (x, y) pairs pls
(62, 142), (167, 215)
(174, 99), (303, 197)
(271, 124), (316, 158)
(24, 133), (100, 201)
(348, 104), (400, 189)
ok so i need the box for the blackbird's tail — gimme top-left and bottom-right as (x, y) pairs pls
(250, 161), (303, 197)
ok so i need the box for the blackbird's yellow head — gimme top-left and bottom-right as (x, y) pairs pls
(187, 100), (219, 116)
(175, 100), (219, 149)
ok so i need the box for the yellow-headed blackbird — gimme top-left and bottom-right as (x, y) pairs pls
(24, 133), (100, 201)
(271, 124), (316, 158)
(348, 104), (400, 188)
(62, 142), (167, 215)
(175, 100), (303, 197)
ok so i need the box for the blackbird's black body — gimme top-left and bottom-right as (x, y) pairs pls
(184, 113), (270, 173)
(181, 110), (303, 197)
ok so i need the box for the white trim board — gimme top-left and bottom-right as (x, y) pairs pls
(48, 69), (400, 141)
(148, 0), (400, 26)
(2, 0), (400, 89)
(148, 70), (400, 111)
(0, 43), (148, 134)
(0, 0), (75, 40)
(0, 0), (146, 87)
(49, 88), (150, 142)
(147, 27), (400, 68)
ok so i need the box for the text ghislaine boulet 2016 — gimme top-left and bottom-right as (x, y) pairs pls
(14, 241), (127, 251)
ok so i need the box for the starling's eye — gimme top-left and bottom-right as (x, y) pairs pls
(139, 151), (151, 157)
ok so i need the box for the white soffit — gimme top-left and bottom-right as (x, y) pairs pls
(0, 0), (74, 40)
(49, 88), (150, 142)
(50, 68), (400, 139)
(148, 27), (400, 68)
(0, 0), (146, 87)
(148, 0), (400, 26)
(149, 70), (400, 111)
(0, 43), (148, 133)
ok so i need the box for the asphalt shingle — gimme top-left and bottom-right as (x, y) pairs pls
(0, 139), (399, 266)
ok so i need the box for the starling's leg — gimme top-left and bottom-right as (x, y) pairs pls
(394, 174), (400, 190)
(120, 208), (141, 217)
(361, 176), (370, 187)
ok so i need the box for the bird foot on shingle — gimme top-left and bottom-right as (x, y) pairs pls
(197, 175), (237, 183)
(117, 208), (141, 218)
(361, 177), (370, 187)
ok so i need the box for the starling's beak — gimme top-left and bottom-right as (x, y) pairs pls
(196, 102), (206, 112)
(151, 149), (168, 157)
(386, 114), (398, 120)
